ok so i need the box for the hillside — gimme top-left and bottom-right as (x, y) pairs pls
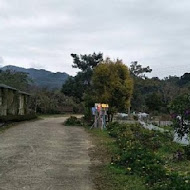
(1, 65), (70, 89)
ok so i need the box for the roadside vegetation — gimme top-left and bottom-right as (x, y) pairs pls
(0, 114), (37, 122)
(89, 122), (190, 190)
(88, 128), (147, 190)
(1, 52), (190, 189)
(63, 116), (83, 126)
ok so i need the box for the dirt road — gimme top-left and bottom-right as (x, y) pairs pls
(0, 117), (93, 190)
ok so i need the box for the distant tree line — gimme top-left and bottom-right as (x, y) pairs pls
(62, 53), (190, 136)
(0, 69), (80, 114)
(62, 53), (190, 117)
(62, 53), (133, 121)
(130, 62), (190, 114)
(1, 54), (190, 136)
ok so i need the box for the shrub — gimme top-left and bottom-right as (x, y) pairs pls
(0, 114), (37, 122)
(169, 94), (190, 138)
(106, 122), (190, 189)
(184, 145), (190, 160)
(133, 115), (138, 121)
(64, 116), (82, 126)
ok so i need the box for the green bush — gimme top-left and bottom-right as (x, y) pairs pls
(184, 145), (190, 160)
(106, 122), (190, 189)
(133, 115), (138, 121)
(0, 114), (37, 122)
(64, 116), (82, 126)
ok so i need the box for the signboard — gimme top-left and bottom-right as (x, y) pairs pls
(101, 104), (109, 108)
(91, 103), (109, 130)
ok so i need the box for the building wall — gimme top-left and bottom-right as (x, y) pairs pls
(7, 89), (18, 115)
(0, 87), (29, 116)
(0, 88), (8, 116)
(18, 94), (25, 115)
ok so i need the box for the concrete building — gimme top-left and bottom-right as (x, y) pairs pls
(0, 84), (30, 116)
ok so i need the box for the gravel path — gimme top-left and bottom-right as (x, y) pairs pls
(0, 117), (93, 190)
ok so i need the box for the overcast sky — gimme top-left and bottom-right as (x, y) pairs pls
(0, 0), (190, 78)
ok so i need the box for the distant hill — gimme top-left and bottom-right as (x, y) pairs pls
(1, 65), (70, 89)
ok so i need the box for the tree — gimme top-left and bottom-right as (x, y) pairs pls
(130, 61), (152, 78)
(71, 52), (103, 86)
(129, 62), (153, 111)
(0, 70), (31, 91)
(92, 58), (133, 120)
(170, 94), (190, 138)
(31, 88), (80, 114)
(145, 92), (163, 112)
(62, 52), (103, 101)
(177, 73), (190, 87)
(71, 52), (103, 71)
(61, 74), (86, 102)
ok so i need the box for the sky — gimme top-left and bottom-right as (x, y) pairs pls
(0, 0), (190, 78)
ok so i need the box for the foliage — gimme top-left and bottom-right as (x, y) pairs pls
(145, 92), (163, 112)
(62, 52), (103, 102)
(0, 69), (31, 91)
(184, 145), (190, 160)
(71, 52), (103, 72)
(1, 65), (69, 89)
(88, 128), (147, 190)
(61, 73), (88, 101)
(64, 116), (82, 126)
(169, 94), (190, 137)
(30, 88), (81, 114)
(130, 62), (190, 114)
(130, 64), (161, 112)
(130, 61), (152, 78)
(92, 58), (133, 115)
(177, 73), (190, 87)
(0, 114), (37, 122)
(106, 122), (190, 189)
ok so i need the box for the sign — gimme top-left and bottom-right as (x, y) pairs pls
(101, 104), (109, 108)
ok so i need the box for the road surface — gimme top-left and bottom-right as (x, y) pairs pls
(0, 117), (93, 190)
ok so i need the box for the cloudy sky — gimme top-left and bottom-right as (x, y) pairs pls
(0, 0), (190, 78)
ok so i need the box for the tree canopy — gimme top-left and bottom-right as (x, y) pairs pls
(170, 94), (190, 137)
(0, 69), (31, 91)
(130, 61), (152, 78)
(71, 52), (103, 72)
(62, 52), (103, 101)
(92, 58), (133, 114)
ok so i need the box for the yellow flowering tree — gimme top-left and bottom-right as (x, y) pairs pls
(92, 58), (133, 121)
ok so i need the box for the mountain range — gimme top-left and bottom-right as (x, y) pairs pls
(1, 65), (70, 89)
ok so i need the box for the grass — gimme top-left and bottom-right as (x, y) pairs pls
(87, 129), (147, 190)
(87, 123), (190, 190)
(156, 138), (190, 181)
(0, 123), (14, 133)
(95, 165), (147, 190)
(159, 125), (174, 131)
